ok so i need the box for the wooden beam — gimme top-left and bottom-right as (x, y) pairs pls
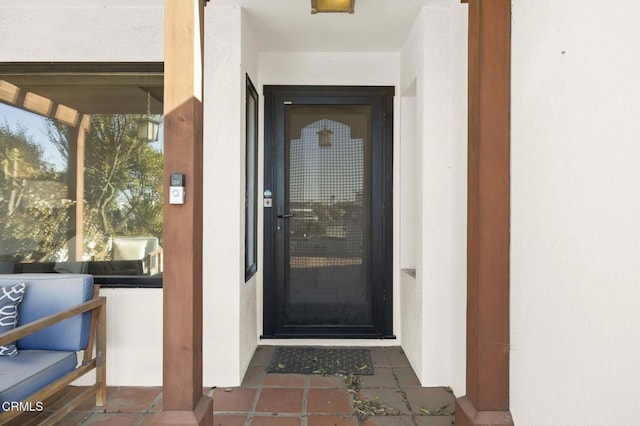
(68, 115), (89, 260)
(1, 74), (164, 87)
(154, 0), (212, 424)
(0, 62), (163, 77)
(0, 79), (80, 126)
(456, 0), (513, 425)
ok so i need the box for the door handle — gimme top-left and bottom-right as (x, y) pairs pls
(277, 213), (295, 219)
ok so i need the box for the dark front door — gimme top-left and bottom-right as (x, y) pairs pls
(263, 86), (394, 338)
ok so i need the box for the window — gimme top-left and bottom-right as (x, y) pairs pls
(245, 75), (258, 281)
(0, 63), (164, 287)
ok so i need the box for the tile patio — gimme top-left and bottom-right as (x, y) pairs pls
(7, 346), (455, 425)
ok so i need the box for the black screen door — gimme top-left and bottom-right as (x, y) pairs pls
(263, 86), (394, 338)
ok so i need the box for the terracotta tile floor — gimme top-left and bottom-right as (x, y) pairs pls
(7, 346), (456, 425)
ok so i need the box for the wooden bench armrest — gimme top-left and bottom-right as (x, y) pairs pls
(0, 296), (106, 347)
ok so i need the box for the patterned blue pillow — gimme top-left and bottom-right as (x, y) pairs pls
(0, 282), (27, 356)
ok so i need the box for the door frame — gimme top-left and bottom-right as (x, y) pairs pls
(262, 85), (395, 339)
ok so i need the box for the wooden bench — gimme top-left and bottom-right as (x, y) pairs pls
(0, 274), (106, 425)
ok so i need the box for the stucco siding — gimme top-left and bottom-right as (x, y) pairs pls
(0, 0), (163, 62)
(511, 1), (640, 424)
(203, 4), (244, 387)
(399, 4), (467, 395)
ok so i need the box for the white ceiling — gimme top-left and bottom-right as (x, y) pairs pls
(212, 0), (452, 52)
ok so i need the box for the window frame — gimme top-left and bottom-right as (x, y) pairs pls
(0, 62), (164, 288)
(244, 74), (259, 282)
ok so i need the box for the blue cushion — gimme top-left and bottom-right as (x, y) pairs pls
(0, 274), (94, 351)
(0, 350), (77, 408)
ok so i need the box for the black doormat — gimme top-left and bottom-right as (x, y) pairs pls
(266, 347), (374, 375)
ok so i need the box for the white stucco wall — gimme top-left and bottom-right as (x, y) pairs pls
(239, 7), (261, 385)
(399, 88), (421, 392)
(0, 0), (163, 62)
(71, 289), (163, 387)
(511, 1), (640, 424)
(448, 2), (468, 399)
(258, 52), (399, 87)
(399, 8), (424, 385)
(101, 289), (163, 385)
(203, 4), (245, 387)
(398, 4), (467, 395)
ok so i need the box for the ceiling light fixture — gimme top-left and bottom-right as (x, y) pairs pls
(137, 91), (160, 143)
(311, 0), (355, 14)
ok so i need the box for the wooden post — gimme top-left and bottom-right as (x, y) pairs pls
(456, 1), (514, 425)
(155, 0), (212, 424)
(71, 115), (89, 261)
